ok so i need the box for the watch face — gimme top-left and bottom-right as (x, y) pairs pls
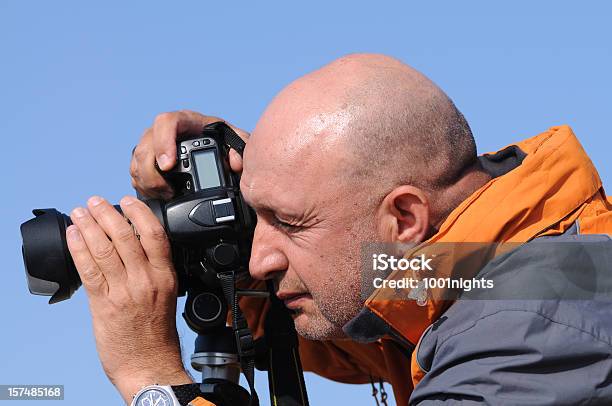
(134, 388), (173, 406)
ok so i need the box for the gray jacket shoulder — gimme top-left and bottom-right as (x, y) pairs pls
(411, 228), (612, 405)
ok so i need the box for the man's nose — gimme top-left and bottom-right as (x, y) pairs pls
(248, 224), (289, 280)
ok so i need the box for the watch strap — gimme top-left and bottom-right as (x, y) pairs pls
(171, 384), (214, 406)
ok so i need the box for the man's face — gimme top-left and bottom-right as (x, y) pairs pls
(240, 111), (375, 340)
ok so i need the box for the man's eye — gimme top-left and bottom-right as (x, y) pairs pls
(271, 218), (300, 233)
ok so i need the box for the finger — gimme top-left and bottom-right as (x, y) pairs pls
(152, 110), (223, 171)
(131, 129), (174, 199)
(86, 196), (148, 272)
(229, 148), (244, 173)
(120, 195), (173, 270)
(66, 225), (108, 297)
(70, 206), (126, 287)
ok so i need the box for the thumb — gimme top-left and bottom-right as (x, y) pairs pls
(152, 111), (223, 171)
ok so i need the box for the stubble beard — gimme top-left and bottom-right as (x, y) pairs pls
(294, 223), (373, 341)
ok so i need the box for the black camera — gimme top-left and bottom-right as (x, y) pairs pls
(19, 122), (309, 406)
(20, 122), (254, 317)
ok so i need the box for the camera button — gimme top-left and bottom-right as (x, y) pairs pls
(180, 146), (187, 154)
(182, 158), (189, 168)
(192, 140), (201, 147)
(212, 198), (235, 223)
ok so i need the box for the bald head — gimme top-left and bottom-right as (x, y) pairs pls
(247, 54), (476, 201)
(334, 54), (476, 191)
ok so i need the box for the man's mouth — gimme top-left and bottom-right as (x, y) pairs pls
(276, 291), (312, 309)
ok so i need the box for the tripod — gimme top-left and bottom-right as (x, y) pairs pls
(182, 275), (310, 406)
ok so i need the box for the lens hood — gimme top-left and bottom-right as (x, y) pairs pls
(20, 208), (81, 304)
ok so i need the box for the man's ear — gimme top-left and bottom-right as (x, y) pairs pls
(376, 185), (430, 243)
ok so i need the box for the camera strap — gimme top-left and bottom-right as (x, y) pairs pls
(218, 271), (259, 406)
(205, 121), (246, 156)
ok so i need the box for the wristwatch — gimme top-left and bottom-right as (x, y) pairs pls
(131, 384), (214, 406)
(131, 385), (179, 406)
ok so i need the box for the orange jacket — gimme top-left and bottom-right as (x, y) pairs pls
(240, 125), (612, 404)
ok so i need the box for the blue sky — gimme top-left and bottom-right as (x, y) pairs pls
(1, 1), (610, 404)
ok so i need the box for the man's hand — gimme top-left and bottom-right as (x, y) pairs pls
(66, 195), (192, 404)
(130, 110), (248, 200)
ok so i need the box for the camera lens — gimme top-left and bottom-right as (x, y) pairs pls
(20, 209), (81, 304)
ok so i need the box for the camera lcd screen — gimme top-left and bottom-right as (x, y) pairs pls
(192, 149), (221, 189)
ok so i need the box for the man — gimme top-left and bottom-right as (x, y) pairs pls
(66, 54), (612, 405)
